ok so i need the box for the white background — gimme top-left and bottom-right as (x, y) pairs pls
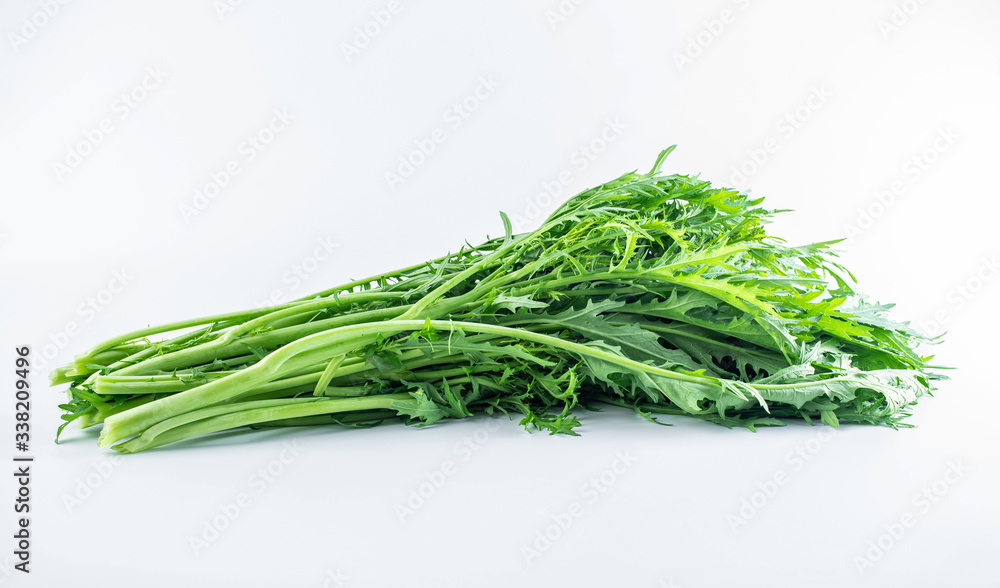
(1, 1), (998, 586)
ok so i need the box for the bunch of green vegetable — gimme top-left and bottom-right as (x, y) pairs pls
(53, 147), (940, 453)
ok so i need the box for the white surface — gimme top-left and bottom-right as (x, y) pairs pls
(1, 1), (998, 586)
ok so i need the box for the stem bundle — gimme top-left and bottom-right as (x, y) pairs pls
(54, 148), (940, 453)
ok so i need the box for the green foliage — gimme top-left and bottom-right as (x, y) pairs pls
(53, 147), (942, 452)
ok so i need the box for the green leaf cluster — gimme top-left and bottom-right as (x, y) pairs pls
(52, 147), (942, 452)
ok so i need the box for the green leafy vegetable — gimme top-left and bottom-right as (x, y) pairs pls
(52, 147), (942, 453)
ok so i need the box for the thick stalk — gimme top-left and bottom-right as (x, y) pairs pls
(116, 394), (412, 453)
(99, 319), (721, 447)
